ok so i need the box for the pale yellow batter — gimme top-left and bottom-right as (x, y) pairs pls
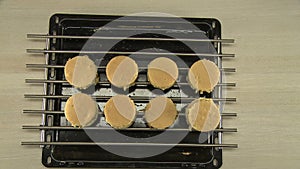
(186, 98), (220, 132)
(64, 55), (98, 89)
(144, 96), (178, 129)
(64, 93), (99, 127)
(188, 59), (220, 93)
(106, 56), (138, 90)
(104, 95), (137, 129)
(147, 57), (178, 90)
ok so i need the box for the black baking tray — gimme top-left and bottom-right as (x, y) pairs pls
(42, 13), (223, 168)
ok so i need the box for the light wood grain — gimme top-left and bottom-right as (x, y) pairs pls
(0, 0), (299, 168)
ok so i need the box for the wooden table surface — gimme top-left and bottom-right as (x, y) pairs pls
(0, 0), (299, 168)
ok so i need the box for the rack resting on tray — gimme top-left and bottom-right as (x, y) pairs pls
(22, 14), (237, 169)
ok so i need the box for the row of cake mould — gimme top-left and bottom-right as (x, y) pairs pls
(64, 93), (220, 132)
(64, 55), (220, 92)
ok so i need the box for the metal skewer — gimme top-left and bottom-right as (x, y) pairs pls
(27, 34), (235, 43)
(22, 125), (237, 132)
(27, 49), (235, 57)
(24, 94), (236, 102)
(25, 79), (236, 87)
(25, 64), (236, 72)
(22, 110), (237, 117)
(21, 141), (238, 148)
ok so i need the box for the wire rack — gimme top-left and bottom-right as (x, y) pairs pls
(22, 14), (237, 169)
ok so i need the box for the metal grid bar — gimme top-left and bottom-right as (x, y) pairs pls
(27, 49), (235, 57)
(22, 125), (237, 132)
(25, 79), (236, 87)
(21, 141), (238, 148)
(22, 110), (238, 117)
(27, 34), (235, 43)
(24, 94), (237, 102)
(25, 64), (236, 72)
